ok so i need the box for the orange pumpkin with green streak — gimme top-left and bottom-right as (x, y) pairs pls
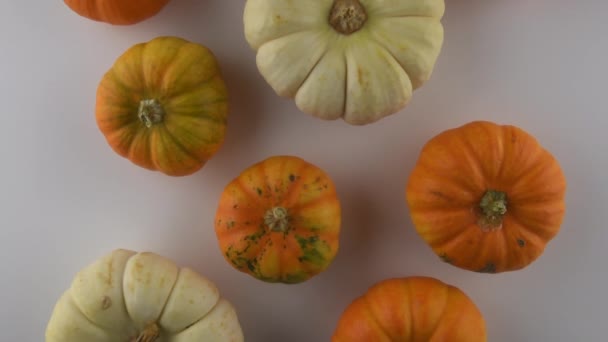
(95, 36), (228, 176)
(406, 121), (566, 273)
(214, 155), (341, 283)
(332, 276), (487, 341)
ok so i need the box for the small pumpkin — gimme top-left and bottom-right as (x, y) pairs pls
(406, 121), (567, 273)
(45, 249), (244, 342)
(64, 0), (171, 25)
(332, 276), (487, 341)
(243, 0), (445, 125)
(96, 36), (228, 176)
(214, 155), (341, 283)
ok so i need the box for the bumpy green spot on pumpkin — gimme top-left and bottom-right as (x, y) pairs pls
(517, 239), (525, 247)
(284, 272), (308, 284)
(295, 235), (327, 267)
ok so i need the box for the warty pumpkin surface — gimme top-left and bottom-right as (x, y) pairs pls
(215, 155), (341, 283)
(332, 276), (487, 341)
(406, 121), (567, 273)
(244, 0), (445, 125)
(95, 36), (228, 176)
(45, 249), (244, 342)
(64, 0), (171, 25)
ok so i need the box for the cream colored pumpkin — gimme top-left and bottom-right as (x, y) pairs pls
(45, 249), (244, 342)
(244, 0), (445, 125)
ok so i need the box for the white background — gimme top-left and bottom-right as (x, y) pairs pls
(2, 1), (607, 341)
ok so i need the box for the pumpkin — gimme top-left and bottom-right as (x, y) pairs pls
(332, 276), (487, 341)
(405, 121), (567, 273)
(95, 36), (228, 176)
(214, 155), (341, 283)
(45, 249), (244, 341)
(64, 0), (171, 25)
(243, 0), (445, 125)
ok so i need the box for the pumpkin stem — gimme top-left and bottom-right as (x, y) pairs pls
(329, 0), (367, 35)
(138, 99), (165, 128)
(479, 190), (507, 231)
(264, 207), (290, 232)
(134, 323), (160, 342)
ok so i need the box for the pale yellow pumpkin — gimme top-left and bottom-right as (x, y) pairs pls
(244, 0), (445, 125)
(45, 249), (244, 342)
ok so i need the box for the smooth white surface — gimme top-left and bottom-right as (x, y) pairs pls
(1, 1), (607, 341)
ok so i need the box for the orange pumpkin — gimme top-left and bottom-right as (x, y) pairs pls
(64, 0), (171, 25)
(406, 121), (566, 273)
(332, 276), (487, 342)
(96, 36), (228, 176)
(214, 155), (341, 283)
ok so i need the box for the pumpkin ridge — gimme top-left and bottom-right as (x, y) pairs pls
(362, 294), (395, 340)
(405, 280), (417, 340)
(420, 220), (474, 249)
(430, 224), (479, 266)
(234, 178), (268, 208)
(458, 128), (494, 188)
(364, 35), (414, 89)
(366, 21), (434, 89)
(148, 125), (204, 174)
(292, 33), (331, 98)
(140, 37), (189, 94)
(505, 209), (559, 244)
(421, 169), (483, 202)
(153, 267), (188, 336)
(161, 54), (222, 100)
(96, 101), (140, 124)
(288, 195), (340, 216)
(107, 44), (147, 93)
(105, 122), (140, 157)
(159, 42), (209, 95)
(508, 160), (562, 200)
(67, 290), (120, 335)
(169, 295), (223, 336)
(158, 124), (206, 164)
(165, 97), (228, 122)
(126, 128), (155, 170)
(279, 164), (318, 208)
(424, 284), (450, 340)
(104, 68), (142, 100)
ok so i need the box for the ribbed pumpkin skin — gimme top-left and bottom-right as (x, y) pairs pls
(332, 277), (487, 342)
(406, 121), (566, 273)
(215, 155), (341, 283)
(95, 36), (228, 176)
(64, 0), (170, 25)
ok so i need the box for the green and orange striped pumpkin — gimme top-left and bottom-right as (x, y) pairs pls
(95, 36), (228, 176)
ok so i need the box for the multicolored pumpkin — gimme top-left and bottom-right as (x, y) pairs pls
(406, 121), (567, 273)
(95, 36), (228, 176)
(332, 276), (487, 341)
(64, 0), (171, 25)
(214, 155), (341, 283)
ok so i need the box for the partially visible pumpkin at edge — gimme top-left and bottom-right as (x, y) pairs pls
(332, 276), (487, 341)
(64, 0), (171, 25)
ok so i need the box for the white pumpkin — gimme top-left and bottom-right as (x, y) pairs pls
(244, 0), (445, 125)
(45, 249), (244, 342)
